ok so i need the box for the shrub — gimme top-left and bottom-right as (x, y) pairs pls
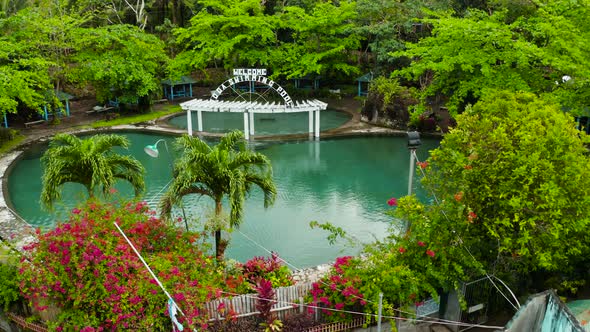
(0, 261), (22, 311)
(282, 313), (316, 332)
(19, 199), (226, 331)
(241, 253), (294, 288)
(306, 256), (367, 323)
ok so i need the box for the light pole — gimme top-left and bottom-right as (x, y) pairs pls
(407, 131), (421, 196)
(144, 139), (190, 231)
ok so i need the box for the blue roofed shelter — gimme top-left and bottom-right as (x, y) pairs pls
(356, 72), (373, 97)
(44, 90), (74, 119)
(161, 76), (197, 100)
(293, 75), (321, 90)
(3, 90), (74, 128)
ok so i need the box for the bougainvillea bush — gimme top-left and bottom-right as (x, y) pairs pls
(242, 253), (294, 288)
(307, 197), (480, 323)
(18, 199), (228, 331)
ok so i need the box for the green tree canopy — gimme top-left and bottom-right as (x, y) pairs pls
(41, 133), (145, 210)
(0, 8), (75, 116)
(160, 131), (276, 261)
(73, 24), (169, 105)
(172, 0), (361, 79)
(400, 90), (590, 290)
(393, 3), (590, 114)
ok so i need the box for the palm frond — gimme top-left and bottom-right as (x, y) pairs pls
(93, 134), (130, 154)
(218, 130), (245, 151)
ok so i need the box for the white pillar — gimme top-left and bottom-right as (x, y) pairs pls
(314, 109), (320, 138)
(197, 110), (203, 132)
(308, 110), (314, 135)
(408, 149), (416, 195)
(249, 111), (255, 136)
(243, 111), (250, 140)
(187, 109), (193, 136)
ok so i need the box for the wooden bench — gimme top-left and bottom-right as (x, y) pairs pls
(24, 119), (45, 128)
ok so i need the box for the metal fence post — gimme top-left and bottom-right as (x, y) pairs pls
(377, 292), (383, 332)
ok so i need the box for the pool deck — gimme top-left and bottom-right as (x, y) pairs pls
(0, 97), (440, 251)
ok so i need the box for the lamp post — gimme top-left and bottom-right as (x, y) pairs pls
(407, 131), (421, 196)
(144, 139), (190, 231)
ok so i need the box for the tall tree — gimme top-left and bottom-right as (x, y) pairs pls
(160, 131), (276, 261)
(271, 0), (361, 79)
(41, 133), (145, 210)
(0, 8), (79, 117)
(171, 0), (362, 80)
(392, 3), (590, 114)
(72, 24), (169, 107)
(171, 0), (279, 74)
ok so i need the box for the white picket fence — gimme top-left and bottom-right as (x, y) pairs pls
(205, 282), (314, 321)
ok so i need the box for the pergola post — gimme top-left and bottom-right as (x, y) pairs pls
(170, 86), (174, 100)
(308, 110), (313, 136)
(243, 111), (250, 140)
(249, 111), (255, 136)
(197, 110), (203, 132)
(314, 109), (320, 138)
(187, 109), (193, 136)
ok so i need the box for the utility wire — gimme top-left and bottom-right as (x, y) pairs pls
(412, 150), (521, 311)
(217, 290), (504, 330)
(235, 229), (501, 328)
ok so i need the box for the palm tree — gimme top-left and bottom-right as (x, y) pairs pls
(41, 133), (145, 210)
(160, 130), (276, 261)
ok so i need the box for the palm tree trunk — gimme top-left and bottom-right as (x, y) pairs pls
(215, 200), (224, 262)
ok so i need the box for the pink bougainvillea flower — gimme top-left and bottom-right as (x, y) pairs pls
(417, 241), (425, 247)
(398, 247), (406, 254)
(72, 208), (81, 215)
(387, 197), (398, 206)
(217, 302), (226, 312)
(426, 249), (435, 258)
(454, 192), (463, 202)
(109, 188), (118, 194)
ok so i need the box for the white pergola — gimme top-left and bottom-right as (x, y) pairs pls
(179, 99), (328, 139)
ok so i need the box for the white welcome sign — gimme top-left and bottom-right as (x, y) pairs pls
(211, 68), (294, 107)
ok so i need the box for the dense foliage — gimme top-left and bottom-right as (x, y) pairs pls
(411, 91), (590, 290)
(19, 199), (226, 330)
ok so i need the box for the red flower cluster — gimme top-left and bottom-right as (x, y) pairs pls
(417, 161), (429, 169)
(468, 211), (477, 223)
(387, 197), (398, 207)
(307, 256), (366, 322)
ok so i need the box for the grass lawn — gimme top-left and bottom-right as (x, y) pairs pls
(90, 105), (182, 128)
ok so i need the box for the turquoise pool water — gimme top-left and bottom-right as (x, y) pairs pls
(168, 110), (351, 135)
(7, 133), (439, 268)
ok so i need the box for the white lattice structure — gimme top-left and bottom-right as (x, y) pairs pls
(179, 99), (328, 139)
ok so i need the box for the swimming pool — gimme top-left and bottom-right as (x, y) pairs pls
(6, 132), (439, 268)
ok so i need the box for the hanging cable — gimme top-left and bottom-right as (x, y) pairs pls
(216, 290), (504, 330)
(412, 150), (520, 310)
(234, 229), (502, 327)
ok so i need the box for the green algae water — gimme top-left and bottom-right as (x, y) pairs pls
(168, 110), (351, 135)
(7, 133), (438, 268)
